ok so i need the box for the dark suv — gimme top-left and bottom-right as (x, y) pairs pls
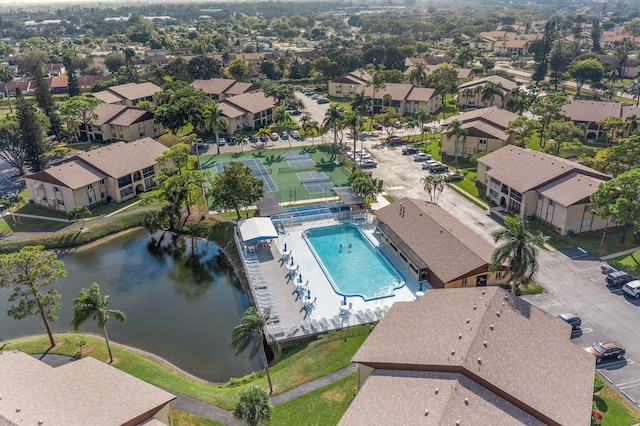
(557, 313), (581, 330)
(606, 271), (636, 287)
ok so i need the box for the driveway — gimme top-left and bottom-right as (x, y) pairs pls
(360, 141), (640, 409)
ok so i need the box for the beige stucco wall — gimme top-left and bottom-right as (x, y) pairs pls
(328, 82), (361, 98)
(403, 96), (441, 115)
(25, 177), (106, 212)
(357, 364), (374, 389)
(441, 135), (510, 158)
(457, 90), (505, 108)
(96, 119), (163, 142)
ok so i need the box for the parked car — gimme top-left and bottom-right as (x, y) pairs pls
(271, 133), (279, 141)
(316, 98), (330, 104)
(292, 110), (302, 116)
(280, 132), (289, 140)
(430, 164), (449, 173)
(259, 135), (269, 143)
(443, 171), (464, 182)
(414, 153), (432, 162)
(372, 123), (383, 130)
(217, 138), (226, 146)
(622, 280), (640, 298)
(585, 342), (625, 363)
(305, 91), (315, 97)
(402, 146), (418, 155)
(195, 138), (204, 146)
(557, 313), (581, 330)
(361, 160), (377, 168)
(422, 160), (441, 170)
(227, 136), (237, 145)
(291, 130), (301, 139)
(606, 271), (636, 287)
(249, 135), (258, 143)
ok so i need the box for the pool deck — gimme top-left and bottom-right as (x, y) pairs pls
(237, 213), (426, 342)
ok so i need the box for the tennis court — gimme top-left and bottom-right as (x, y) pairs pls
(297, 171), (334, 194)
(282, 150), (316, 168)
(215, 159), (278, 192)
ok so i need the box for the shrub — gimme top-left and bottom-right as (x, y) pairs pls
(591, 410), (603, 426)
(593, 375), (605, 393)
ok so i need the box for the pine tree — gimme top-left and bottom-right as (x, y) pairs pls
(15, 88), (49, 172)
(532, 21), (557, 83)
(63, 52), (80, 97)
(32, 65), (61, 136)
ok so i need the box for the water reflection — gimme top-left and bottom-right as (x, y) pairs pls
(0, 229), (259, 382)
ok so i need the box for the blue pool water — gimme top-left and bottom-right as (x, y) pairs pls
(304, 224), (405, 300)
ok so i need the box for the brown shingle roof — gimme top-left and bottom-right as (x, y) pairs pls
(191, 78), (235, 95)
(376, 198), (495, 283)
(562, 100), (622, 122)
(349, 287), (594, 426)
(26, 161), (105, 190)
(108, 108), (153, 126)
(441, 106), (519, 135)
(91, 90), (124, 104)
(93, 103), (129, 126)
(339, 370), (546, 426)
(105, 82), (162, 101)
(405, 87), (439, 102)
(537, 172), (607, 206)
(225, 81), (259, 95)
(77, 138), (167, 178)
(0, 350), (175, 426)
(219, 102), (246, 119)
(224, 91), (275, 114)
(479, 146), (609, 193)
(457, 75), (518, 92)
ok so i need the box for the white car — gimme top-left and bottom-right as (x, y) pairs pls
(414, 153), (432, 162)
(622, 280), (640, 298)
(290, 130), (301, 139)
(361, 160), (377, 168)
(422, 159), (441, 170)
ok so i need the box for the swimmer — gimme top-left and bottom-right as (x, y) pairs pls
(348, 243), (352, 249)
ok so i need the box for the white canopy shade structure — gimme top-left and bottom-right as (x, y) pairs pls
(239, 217), (279, 243)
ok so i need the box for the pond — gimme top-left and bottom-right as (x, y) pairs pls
(0, 229), (259, 382)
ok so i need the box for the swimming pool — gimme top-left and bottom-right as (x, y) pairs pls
(304, 224), (405, 300)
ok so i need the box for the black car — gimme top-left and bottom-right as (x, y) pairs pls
(402, 147), (418, 155)
(557, 313), (581, 330)
(606, 271), (636, 287)
(249, 135), (258, 143)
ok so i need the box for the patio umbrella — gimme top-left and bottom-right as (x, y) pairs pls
(284, 243), (287, 252)
(307, 289), (311, 299)
(343, 295), (347, 305)
(299, 273), (303, 283)
(290, 257), (294, 266)
(419, 282), (423, 292)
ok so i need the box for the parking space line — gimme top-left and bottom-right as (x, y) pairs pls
(618, 379), (640, 389)
(597, 359), (634, 370)
(619, 390), (638, 405)
(574, 327), (593, 334)
(599, 371), (613, 383)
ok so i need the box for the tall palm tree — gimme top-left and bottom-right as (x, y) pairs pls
(0, 193), (24, 225)
(203, 102), (229, 155)
(503, 87), (532, 114)
(66, 206), (91, 229)
(299, 115), (311, 134)
(490, 216), (548, 294)
(445, 119), (468, 168)
(420, 174), (446, 204)
(343, 111), (364, 169)
(233, 385), (272, 426)
(237, 134), (248, 153)
(350, 91), (372, 118)
(625, 114), (639, 136)
(456, 46), (475, 69)
(322, 104), (345, 153)
(273, 105), (292, 132)
(408, 62), (428, 87)
(382, 93), (393, 109)
(351, 174), (377, 208)
(304, 120), (321, 146)
(481, 82), (504, 106)
(71, 282), (126, 364)
(230, 307), (281, 395)
(255, 127), (272, 148)
(0, 66), (15, 113)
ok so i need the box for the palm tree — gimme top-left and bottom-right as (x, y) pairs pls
(461, 88), (474, 108)
(203, 102), (229, 155)
(304, 120), (321, 146)
(0, 193), (24, 225)
(503, 87), (532, 114)
(408, 62), (428, 87)
(237, 134), (248, 153)
(299, 115), (311, 134)
(230, 307), (281, 395)
(624, 78), (640, 107)
(322, 104), (345, 153)
(420, 174), (446, 204)
(0, 66), (15, 113)
(350, 91), (372, 118)
(351, 174), (377, 208)
(66, 206), (91, 229)
(625, 114), (639, 135)
(273, 105), (292, 132)
(343, 111), (364, 169)
(456, 46), (475, 69)
(490, 216), (548, 294)
(71, 282), (126, 364)
(445, 119), (468, 168)
(481, 82), (504, 106)
(255, 127), (272, 148)
(382, 93), (393, 109)
(233, 385), (272, 426)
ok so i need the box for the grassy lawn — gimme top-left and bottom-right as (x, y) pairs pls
(269, 373), (357, 425)
(4, 325), (370, 411)
(172, 410), (224, 426)
(609, 250), (640, 277)
(0, 210), (150, 253)
(594, 382), (640, 426)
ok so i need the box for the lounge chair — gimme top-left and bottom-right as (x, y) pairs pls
(355, 310), (367, 323)
(287, 325), (299, 336)
(311, 319), (321, 331)
(365, 309), (376, 321)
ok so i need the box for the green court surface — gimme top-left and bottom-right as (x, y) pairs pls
(201, 145), (351, 204)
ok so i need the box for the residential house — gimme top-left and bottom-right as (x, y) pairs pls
(562, 101), (622, 143)
(467, 35), (495, 52)
(493, 38), (529, 56)
(77, 103), (164, 142)
(43, 62), (65, 76)
(622, 58), (640, 78)
(218, 91), (276, 133)
(0, 349), (176, 425)
(48, 76), (68, 95)
(477, 145), (613, 236)
(440, 106), (519, 159)
(341, 286), (594, 425)
(405, 62), (473, 86)
(2, 79), (32, 97)
(327, 71), (370, 98)
(91, 82), (162, 107)
(78, 75), (111, 92)
(191, 78), (259, 101)
(457, 75), (518, 108)
(25, 138), (167, 211)
(351, 83), (440, 116)
(376, 198), (507, 288)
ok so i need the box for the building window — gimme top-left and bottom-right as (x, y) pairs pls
(89, 196), (96, 203)
(546, 212), (553, 222)
(538, 193), (543, 201)
(53, 186), (60, 193)
(101, 192), (107, 199)
(461, 278), (468, 286)
(582, 218), (592, 227)
(57, 199), (64, 206)
(87, 183), (93, 190)
(119, 187), (133, 198)
(142, 166), (155, 178)
(489, 189), (498, 199)
(495, 272), (502, 279)
(549, 199), (555, 206)
(536, 207), (542, 216)
(479, 139), (487, 145)
(117, 175), (132, 188)
(585, 204), (594, 212)
(100, 179), (106, 185)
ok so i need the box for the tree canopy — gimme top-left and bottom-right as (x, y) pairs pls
(208, 162), (264, 220)
(590, 168), (640, 243)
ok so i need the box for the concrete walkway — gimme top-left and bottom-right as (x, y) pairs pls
(32, 351), (356, 425)
(601, 246), (640, 261)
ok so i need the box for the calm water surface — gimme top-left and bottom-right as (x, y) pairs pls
(0, 229), (259, 382)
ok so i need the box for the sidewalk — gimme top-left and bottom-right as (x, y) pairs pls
(601, 246), (640, 261)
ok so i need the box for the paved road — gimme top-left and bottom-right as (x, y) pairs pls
(361, 138), (640, 409)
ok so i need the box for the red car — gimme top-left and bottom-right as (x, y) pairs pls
(585, 342), (625, 363)
(372, 123), (383, 130)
